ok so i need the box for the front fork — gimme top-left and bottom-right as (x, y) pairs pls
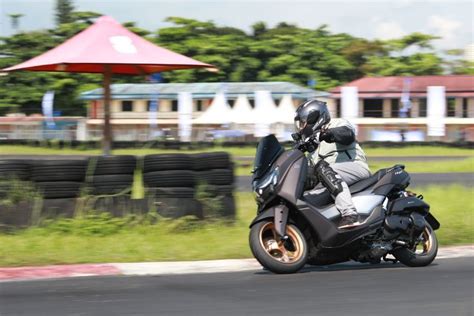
(274, 204), (289, 238)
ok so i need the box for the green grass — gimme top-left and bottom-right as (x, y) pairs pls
(0, 145), (256, 157)
(0, 186), (472, 267)
(236, 158), (474, 176)
(1, 144), (473, 158)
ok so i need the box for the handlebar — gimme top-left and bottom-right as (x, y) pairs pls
(291, 132), (319, 153)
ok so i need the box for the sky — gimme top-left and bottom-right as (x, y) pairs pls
(1, 0), (473, 53)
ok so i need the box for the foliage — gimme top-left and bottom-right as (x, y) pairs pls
(0, 7), (470, 115)
(0, 178), (39, 206)
(55, 0), (75, 25)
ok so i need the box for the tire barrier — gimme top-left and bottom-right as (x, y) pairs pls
(0, 160), (31, 181)
(93, 155), (137, 176)
(191, 152), (231, 171)
(31, 159), (87, 182)
(144, 170), (196, 188)
(0, 152), (236, 227)
(87, 155), (137, 196)
(30, 159), (87, 199)
(89, 174), (134, 195)
(144, 154), (193, 172)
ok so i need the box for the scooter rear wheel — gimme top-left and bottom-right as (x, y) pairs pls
(249, 220), (307, 274)
(392, 223), (438, 267)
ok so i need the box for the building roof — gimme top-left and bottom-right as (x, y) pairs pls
(80, 82), (327, 100)
(330, 75), (474, 98)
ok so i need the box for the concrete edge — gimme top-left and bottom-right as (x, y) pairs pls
(1, 245), (472, 282)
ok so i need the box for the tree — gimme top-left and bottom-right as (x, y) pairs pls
(55, 0), (75, 25)
(8, 13), (24, 31)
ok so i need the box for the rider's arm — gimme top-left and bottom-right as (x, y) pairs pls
(319, 126), (355, 145)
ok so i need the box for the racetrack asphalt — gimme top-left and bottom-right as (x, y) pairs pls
(1, 257), (472, 316)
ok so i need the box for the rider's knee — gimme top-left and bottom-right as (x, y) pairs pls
(315, 160), (343, 196)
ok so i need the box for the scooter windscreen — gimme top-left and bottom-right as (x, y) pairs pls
(252, 134), (284, 181)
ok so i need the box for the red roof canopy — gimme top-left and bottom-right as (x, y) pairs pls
(3, 16), (213, 75)
(330, 75), (474, 98)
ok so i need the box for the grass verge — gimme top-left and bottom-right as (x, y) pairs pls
(1, 145), (473, 158)
(236, 158), (474, 176)
(0, 186), (471, 267)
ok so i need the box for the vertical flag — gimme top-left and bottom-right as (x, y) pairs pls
(148, 73), (161, 135)
(341, 86), (358, 134)
(400, 78), (412, 118)
(178, 92), (193, 142)
(427, 86), (446, 137)
(42, 91), (55, 128)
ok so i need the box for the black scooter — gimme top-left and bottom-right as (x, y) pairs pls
(249, 135), (440, 274)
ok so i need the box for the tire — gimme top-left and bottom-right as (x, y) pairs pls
(92, 156), (137, 175)
(0, 159), (31, 181)
(249, 220), (308, 274)
(31, 160), (87, 182)
(144, 170), (195, 188)
(196, 169), (234, 185)
(392, 223), (438, 267)
(36, 181), (83, 199)
(144, 154), (192, 172)
(191, 152), (231, 171)
(89, 174), (134, 195)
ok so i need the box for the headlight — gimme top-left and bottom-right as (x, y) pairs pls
(254, 167), (279, 196)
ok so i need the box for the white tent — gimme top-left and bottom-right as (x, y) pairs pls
(194, 91), (232, 124)
(230, 94), (254, 124)
(274, 94), (296, 124)
(273, 94), (296, 140)
(253, 90), (278, 137)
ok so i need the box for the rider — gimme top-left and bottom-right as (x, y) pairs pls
(294, 99), (371, 229)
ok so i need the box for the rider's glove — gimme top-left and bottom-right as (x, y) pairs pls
(319, 128), (335, 143)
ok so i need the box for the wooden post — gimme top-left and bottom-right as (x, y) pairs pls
(102, 67), (112, 155)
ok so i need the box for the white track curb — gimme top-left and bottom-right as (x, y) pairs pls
(114, 245), (474, 276)
(1, 245), (472, 282)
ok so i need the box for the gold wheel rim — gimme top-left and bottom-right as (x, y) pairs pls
(258, 222), (304, 264)
(412, 226), (433, 255)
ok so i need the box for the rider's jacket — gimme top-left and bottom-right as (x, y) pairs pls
(310, 118), (369, 170)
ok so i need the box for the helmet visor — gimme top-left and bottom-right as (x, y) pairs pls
(294, 118), (306, 132)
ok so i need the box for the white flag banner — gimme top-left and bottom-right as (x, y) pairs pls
(178, 92), (193, 142)
(148, 96), (159, 129)
(341, 86), (358, 134)
(427, 86), (446, 137)
(42, 91), (55, 128)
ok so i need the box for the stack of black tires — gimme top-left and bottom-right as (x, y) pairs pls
(88, 155), (137, 196)
(0, 159), (31, 182)
(86, 156), (137, 216)
(30, 159), (88, 219)
(193, 152), (236, 218)
(31, 159), (87, 199)
(143, 154), (201, 218)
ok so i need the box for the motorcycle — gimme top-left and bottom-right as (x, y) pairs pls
(249, 134), (440, 274)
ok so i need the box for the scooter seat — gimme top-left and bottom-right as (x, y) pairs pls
(349, 165), (404, 194)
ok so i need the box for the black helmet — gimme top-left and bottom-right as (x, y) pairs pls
(294, 99), (331, 139)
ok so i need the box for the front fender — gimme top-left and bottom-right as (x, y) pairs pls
(249, 204), (289, 237)
(426, 213), (440, 230)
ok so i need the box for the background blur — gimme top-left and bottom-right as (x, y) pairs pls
(0, 0), (473, 143)
(0, 0), (472, 268)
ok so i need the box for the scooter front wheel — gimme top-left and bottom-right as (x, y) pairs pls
(249, 220), (308, 274)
